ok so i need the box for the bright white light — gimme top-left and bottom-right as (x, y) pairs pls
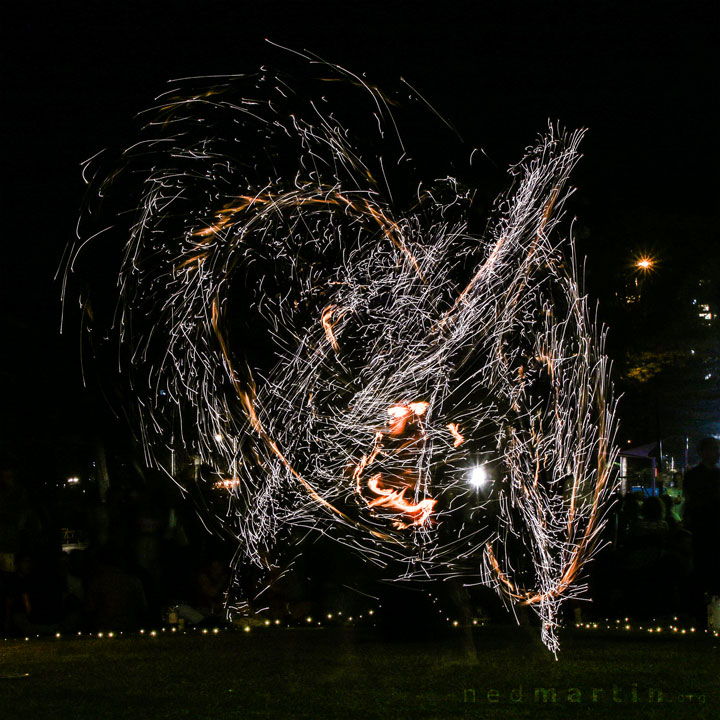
(469, 465), (488, 489)
(67, 477), (80, 485)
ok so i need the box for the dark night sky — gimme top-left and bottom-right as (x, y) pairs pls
(1, 0), (717, 474)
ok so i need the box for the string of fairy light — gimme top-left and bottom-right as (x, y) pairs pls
(4, 615), (717, 645)
(64, 52), (619, 654)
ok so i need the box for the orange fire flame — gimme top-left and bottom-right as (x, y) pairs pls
(321, 304), (343, 351)
(367, 474), (437, 529)
(214, 477), (241, 490)
(353, 401), (436, 528)
(447, 422), (464, 447)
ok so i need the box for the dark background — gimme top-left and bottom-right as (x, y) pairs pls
(1, 0), (718, 484)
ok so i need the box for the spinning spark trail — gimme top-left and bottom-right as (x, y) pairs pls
(66, 58), (619, 653)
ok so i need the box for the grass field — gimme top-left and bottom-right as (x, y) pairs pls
(1, 625), (717, 719)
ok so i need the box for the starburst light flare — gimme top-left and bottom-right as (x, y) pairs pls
(66, 57), (618, 653)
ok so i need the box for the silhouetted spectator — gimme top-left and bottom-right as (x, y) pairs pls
(660, 493), (681, 531)
(0, 465), (35, 574)
(132, 487), (165, 622)
(86, 546), (147, 631)
(635, 496), (669, 536)
(618, 495), (671, 618)
(683, 437), (720, 618)
(195, 557), (229, 618)
(616, 491), (645, 548)
(174, 556), (230, 627)
(3, 553), (61, 636)
(59, 550), (87, 631)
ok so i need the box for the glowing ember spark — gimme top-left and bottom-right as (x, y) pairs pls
(65, 53), (618, 654)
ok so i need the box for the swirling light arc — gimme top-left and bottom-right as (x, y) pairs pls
(68, 61), (619, 653)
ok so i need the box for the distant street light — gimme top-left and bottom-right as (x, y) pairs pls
(635, 256), (655, 272)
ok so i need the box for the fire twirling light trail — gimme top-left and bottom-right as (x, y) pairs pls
(66, 56), (618, 653)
